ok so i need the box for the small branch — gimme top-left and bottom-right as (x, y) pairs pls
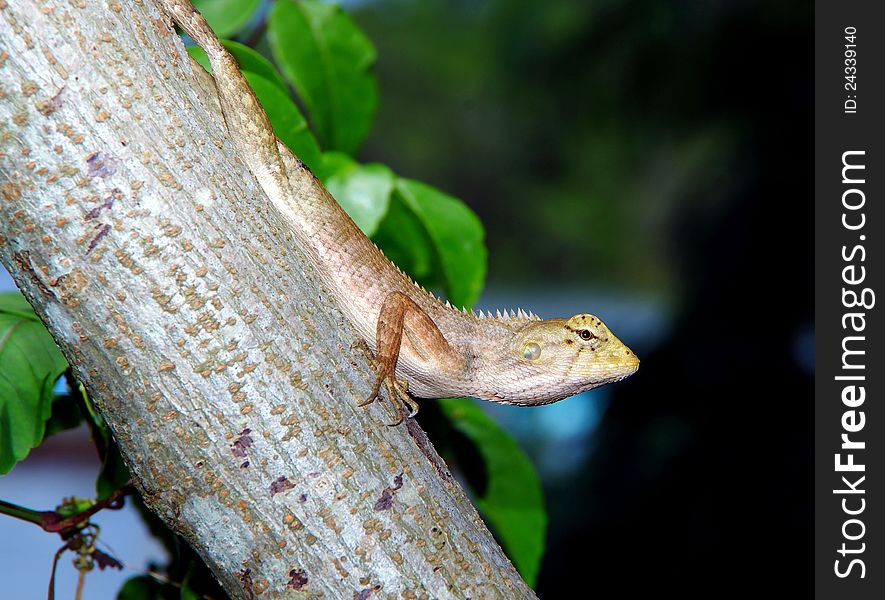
(40, 482), (134, 534)
(0, 481), (134, 535)
(47, 540), (74, 600)
(74, 569), (86, 600)
(0, 497), (46, 526)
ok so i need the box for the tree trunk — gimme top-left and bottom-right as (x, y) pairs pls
(0, 1), (535, 598)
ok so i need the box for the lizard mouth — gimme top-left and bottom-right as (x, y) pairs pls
(622, 353), (641, 376)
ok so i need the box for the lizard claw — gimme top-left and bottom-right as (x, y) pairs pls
(387, 378), (419, 426)
(358, 370), (418, 426)
(397, 381), (420, 419)
(383, 377), (403, 427)
(357, 377), (383, 408)
(383, 377), (419, 427)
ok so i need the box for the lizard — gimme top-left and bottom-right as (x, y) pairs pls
(158, 0), (640, 425)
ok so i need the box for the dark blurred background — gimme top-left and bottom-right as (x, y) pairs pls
(352, 0), (813, 596)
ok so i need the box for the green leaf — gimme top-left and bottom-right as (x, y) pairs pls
(439, 398), (546, 588)
(186, 45), (212, 72)
(372, 194), (437, 285)
(243, 71), (322, 171)
(312, 149), (352, 182)
(180, 562), (200, 600)
(117, 576), (162, 600)
(0, 292), (68, 474)
(395, 179), (487, 308)
(319, 152), (393, 236)
(192, 0), (260, 39)
(268, 0), (378, 154)
(186, 41), (289, 95)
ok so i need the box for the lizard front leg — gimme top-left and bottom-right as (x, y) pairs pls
(359, 291), (460, 425)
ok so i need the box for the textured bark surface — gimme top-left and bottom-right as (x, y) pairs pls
(0, 1), (535, 598)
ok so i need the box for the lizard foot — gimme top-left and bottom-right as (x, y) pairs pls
(358, 372), (418, 426)
(386, 378), (419, 427)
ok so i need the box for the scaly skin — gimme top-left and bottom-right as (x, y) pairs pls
(158, 0), (639, 414)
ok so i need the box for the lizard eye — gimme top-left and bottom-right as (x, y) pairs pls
(523, 342), (541, 360)
(578, 329), (595, 341)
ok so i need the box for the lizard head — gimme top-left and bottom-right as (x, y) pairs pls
(490, 313), (639, 405)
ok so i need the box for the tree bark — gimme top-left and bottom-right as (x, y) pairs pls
(0, 1), (535, 598)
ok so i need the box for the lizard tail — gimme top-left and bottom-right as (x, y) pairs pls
(159, 0), (222, 56)
(158, 0), (291, 198)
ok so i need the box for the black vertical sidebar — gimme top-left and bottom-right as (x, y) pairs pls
(815, 2), (885, 598)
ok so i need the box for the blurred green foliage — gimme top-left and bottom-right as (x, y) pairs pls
(268, 0), (379, 155)
(354, 0), (747, 298)
(440, 398), (546, 586)
(192, 0), (260, 38)
(321, 153), (395, 235)
(0, 292), (68, 474)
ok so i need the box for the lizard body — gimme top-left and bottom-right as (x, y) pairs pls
(158, 0), (639, 415)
